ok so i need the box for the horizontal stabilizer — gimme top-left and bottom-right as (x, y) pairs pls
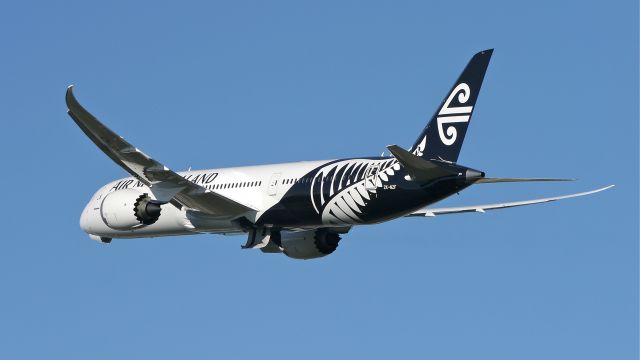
(476, 177), (575, 184)
(386, 144), (459, 182)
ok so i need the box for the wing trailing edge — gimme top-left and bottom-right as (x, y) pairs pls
(407, 185), (614, 217)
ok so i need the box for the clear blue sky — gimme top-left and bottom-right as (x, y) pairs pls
(0, 1), (637, 359)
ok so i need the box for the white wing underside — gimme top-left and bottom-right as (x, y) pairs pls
(66, 86), (255, 217)
(407, 185), (613, 217)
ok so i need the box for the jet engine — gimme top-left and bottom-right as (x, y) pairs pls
(100, 188), (163, 230)
(278, 229), (341, 260)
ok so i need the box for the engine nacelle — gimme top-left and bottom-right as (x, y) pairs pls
(279, 229), (341, 260)
(100, 188), (162, 230)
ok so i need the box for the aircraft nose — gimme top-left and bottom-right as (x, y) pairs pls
(79, 202), (94, 234)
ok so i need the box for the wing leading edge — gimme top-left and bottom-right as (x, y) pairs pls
(407, 185), (613, 217)
(66, 86), (255, 217)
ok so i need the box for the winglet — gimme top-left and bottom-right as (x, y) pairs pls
(66, 85), (76, 105)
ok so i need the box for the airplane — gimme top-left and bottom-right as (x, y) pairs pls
(67, 49), (612, 260)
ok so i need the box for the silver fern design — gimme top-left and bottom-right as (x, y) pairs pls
(412, 136), (427, 157)
(309, 158), (401, 225)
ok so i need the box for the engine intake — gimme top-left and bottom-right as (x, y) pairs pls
(100, 188), (163, 230)
(134, 194), (162, 225)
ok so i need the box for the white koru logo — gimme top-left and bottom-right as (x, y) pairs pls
(437, 83), (473, 146)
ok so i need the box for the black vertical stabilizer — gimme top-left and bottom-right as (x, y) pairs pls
(410, 49), (493, 163)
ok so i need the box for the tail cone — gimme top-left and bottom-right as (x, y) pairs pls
(465, 169), (485, 183)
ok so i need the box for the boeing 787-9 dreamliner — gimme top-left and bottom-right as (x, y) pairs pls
(67, 49), (612, 260)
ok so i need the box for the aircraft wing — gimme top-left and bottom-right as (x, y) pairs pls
(407, 185), (613, 217)
(66, 86), (255, 217)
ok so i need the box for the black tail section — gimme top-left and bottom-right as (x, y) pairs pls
(410, 49), (493, 163)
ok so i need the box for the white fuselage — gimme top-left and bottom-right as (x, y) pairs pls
(80, 160), (333, 239)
